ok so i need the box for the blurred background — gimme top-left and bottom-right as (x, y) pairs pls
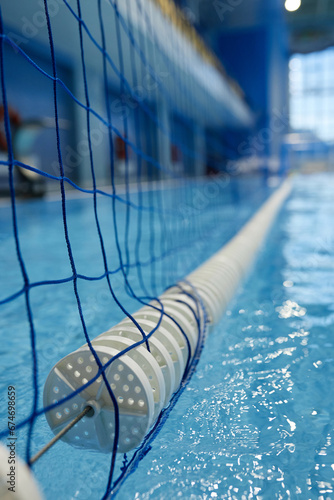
(175, 0), (334, 175)
(0, 0), (333, 197)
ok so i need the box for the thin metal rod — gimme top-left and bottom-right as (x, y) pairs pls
(29, 406), (92, 465)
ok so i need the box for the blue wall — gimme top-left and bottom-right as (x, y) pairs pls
(215, 0), (290, 169)
(218, 28), (269, 122)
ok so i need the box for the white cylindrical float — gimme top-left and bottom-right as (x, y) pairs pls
(43, 291), (201, 453)
(0, 444), (44, 500)
(43, 179), (291, 454)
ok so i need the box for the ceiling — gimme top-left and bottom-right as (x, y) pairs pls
(175, 0), (334, 54)
(284, 0), (334, 53)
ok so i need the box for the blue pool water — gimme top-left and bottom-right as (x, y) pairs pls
(1, 174), (333, 499)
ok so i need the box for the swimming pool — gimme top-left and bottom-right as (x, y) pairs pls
(118, 173), (334, 500)
(1, 174), (333, 499)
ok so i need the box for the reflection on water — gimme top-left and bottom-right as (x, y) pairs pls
(276, 300), (307, 319)
(120, 174), (334, 499)
(0, 176), (276, 500)
(1, 174), (333, 499)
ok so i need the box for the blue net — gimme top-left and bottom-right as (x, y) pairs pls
(0, 0), (254, 498)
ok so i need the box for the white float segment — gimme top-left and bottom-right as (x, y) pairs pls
(89, 336), (166, 420)
(43, 179), (291, 453)
(128, 309), (190, 366)
(97, 328), (176, 404)
(112, 319), (184, 392)
(0, 444), (44, 500)
(44, 345), (155, 453)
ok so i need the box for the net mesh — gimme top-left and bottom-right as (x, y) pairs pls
(0, 0), (251, 497)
